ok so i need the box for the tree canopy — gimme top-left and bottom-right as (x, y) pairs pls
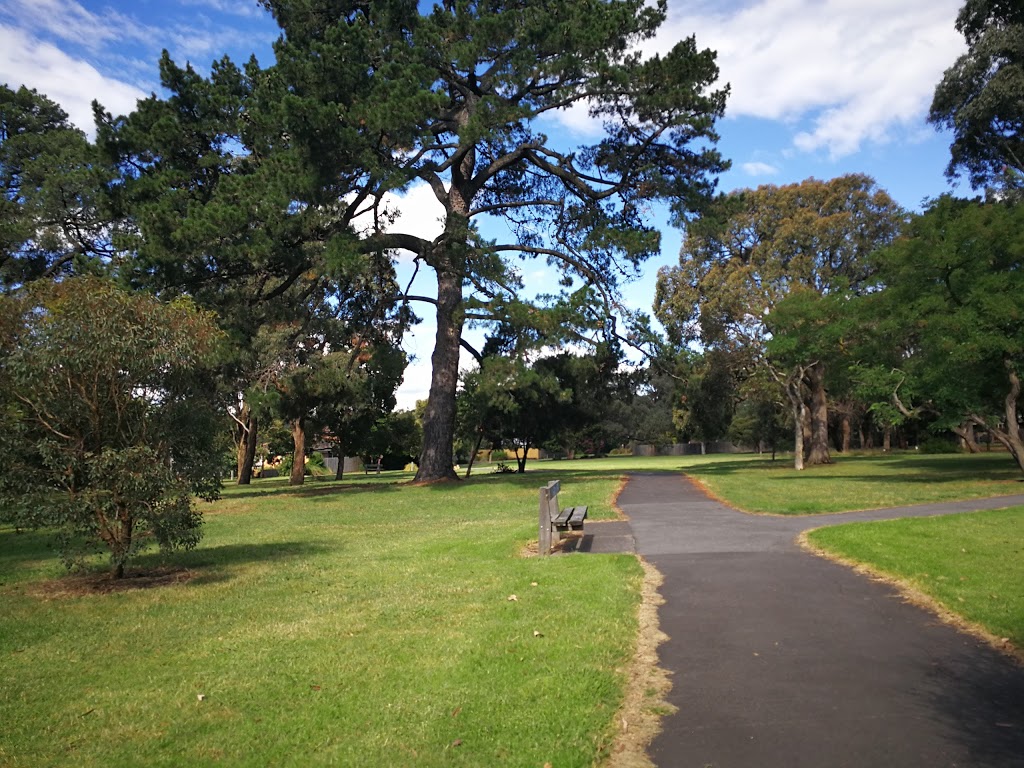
(860, 195), (1024, 470)
(254, 0), (728, 481)
(930, 0), (1024, 190)
(655, 175), (906, 468)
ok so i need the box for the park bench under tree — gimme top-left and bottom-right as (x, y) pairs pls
(538, 479), (587, 555)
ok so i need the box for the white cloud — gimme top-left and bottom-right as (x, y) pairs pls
(351, 182), (447, 262)
(0, 0), (156, 54)
(0, 25), (146, 136)
(741, 161), (779, 176)
(654, 0), (964, 159)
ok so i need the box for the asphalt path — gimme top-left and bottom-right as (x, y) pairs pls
(612, 472), (1024, 768)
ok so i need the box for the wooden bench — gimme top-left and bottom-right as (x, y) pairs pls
(364, 457), (383, 475)
(538, 479), (587, 555)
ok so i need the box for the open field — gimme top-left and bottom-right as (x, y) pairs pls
(3, 451), (1023, 766)
(678, 451), (1024, 514)
(807, 508), (1024, 652)
(0, 470), (640, 768)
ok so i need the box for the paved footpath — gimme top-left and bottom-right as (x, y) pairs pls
(612, 472), (1024, 768)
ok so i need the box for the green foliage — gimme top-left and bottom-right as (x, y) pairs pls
(861, 196), (1024, 470)
(253, 0), (729, 480)
(929, 0), (1024, 190)
(656, 175), (907, 466)
(0, 84), (115, 288)
(365, 409), (423, 467)
(918, 436), (961, 454)
(0, 277), (225, 576)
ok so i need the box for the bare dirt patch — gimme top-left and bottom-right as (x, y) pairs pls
(602, 557), (676, 768)
(24, 566), (195, 599)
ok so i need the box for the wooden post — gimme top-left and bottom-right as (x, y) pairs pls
(538, 486), (552, 556)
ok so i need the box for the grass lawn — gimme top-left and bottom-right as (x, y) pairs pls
(806, 508), (1024, 651)
(682, 451), (1024, 514)
(0, 468), (641, 768)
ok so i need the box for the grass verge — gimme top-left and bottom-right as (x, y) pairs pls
(805, 507), (1024, 660)
(683, 452), (1024, 514)
(0, 470), (640, 767)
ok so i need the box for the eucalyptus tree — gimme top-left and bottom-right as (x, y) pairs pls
(0, 277), (224, 577)
(930, 0), (1024, 191)
(862, 196), (1024, 472)
(257, 0), (729, 482)
(655, 175), (905, 468)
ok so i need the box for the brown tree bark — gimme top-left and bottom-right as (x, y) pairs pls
(952, 422), (980, 453)
(982, 361), (1024, 473)
(804, 364), (832, 465)
(290, 417), (306, 486)
(414, 267), (462, 483)
(334, 441), (345, 480)
(234, 405), (258, 485)
(840, 412), (852, 453)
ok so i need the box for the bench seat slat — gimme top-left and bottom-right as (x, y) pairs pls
(552, 507), (573, 527)
(567, 506), (588, 530)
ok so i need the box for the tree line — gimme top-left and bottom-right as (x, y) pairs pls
(1, 0), (1021, 577)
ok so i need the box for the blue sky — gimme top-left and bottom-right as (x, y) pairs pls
(1, 0), (970, 406)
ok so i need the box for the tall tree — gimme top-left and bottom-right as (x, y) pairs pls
(258, 0), (729, 482)
(930, 0), (1024, 190)
(861, 195), (1024, 472)
(99, 54), (406, 484)
(655, 175), (905, 468)
(1, 84), (115, 288)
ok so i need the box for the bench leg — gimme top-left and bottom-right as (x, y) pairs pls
(538, 498), (552, 556)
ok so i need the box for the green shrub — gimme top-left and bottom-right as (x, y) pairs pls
(490, 449), (508, 461)
(919, 435), (960, 454)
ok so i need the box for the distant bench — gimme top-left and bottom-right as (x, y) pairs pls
(364, 457), (383, 475)
(538, 479), (587, 555)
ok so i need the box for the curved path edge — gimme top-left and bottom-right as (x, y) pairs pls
(611, 471), (1024, 768)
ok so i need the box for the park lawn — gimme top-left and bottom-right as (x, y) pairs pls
(0, 470), (641, 768)
(683, 452), (1024, 514)
(806, 507), (1024, 650)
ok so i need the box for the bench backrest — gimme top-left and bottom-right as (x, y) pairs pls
(542, 480), (560, 519)
(538, 480), (561, 555)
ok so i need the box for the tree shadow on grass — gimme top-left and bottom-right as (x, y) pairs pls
(2, 532), (331, 596)
(155, 540), (333, 575)
(220, 477), (406, 501)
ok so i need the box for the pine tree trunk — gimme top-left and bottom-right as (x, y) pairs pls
(804, 364), (832, 465)
(841, 413), (851, 453)
(414, 267), (462, 483)
(290, 417), (306, 486)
